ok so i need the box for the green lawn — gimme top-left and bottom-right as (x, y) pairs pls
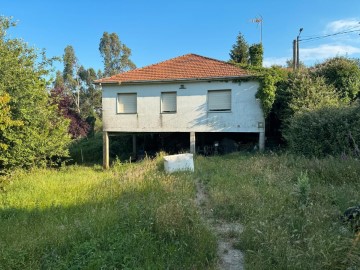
(1, 153), (359, 269)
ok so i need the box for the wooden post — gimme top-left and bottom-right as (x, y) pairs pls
(103, 131), (109, 169)
(259, 132), (265, 151)
(190, 132), (196, 154)
(132, 134), (137, 158)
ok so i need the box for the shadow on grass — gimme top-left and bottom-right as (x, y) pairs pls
(0, 173), (217, 270)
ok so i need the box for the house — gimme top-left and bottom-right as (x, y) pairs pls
(95, 54), (265, 168)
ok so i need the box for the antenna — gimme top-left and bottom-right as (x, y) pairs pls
(251, 15), (263, 44)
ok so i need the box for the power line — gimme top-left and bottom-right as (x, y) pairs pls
(301, 24), (360, 39)
(299, 28), (360, 43)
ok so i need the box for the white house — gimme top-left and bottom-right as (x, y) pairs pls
(96, 54), (265, 168)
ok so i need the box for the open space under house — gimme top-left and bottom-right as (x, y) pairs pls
(95, 54), (265, 168)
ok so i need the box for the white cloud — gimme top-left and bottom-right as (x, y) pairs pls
(300, 44), (360, 61)
(263, 57), (289, 67)
(325, 19), (360, 33)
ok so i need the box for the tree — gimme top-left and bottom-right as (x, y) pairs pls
(249, 43), (263, 67)
(0, 93), (23, 152)
(54, 70), (64, 89)
(274, 70), (341, 125)
(63, 45), (80, 112)
(99, 32), (136, 77)
(50, 87), (89, 138)
(229, 32), (249, 65)
(312, 57), (360, 101)
(0, 16), (70, 170)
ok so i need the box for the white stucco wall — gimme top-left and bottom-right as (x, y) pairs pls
(102, 80), (264, 133)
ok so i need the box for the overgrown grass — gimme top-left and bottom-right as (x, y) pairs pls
(0, 157), (216, 269)
(195, 153), (360, 269)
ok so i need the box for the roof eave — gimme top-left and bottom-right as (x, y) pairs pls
(94, 75), (256, 85)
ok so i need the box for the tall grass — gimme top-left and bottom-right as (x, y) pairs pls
(195, 153), (360, 269)
(0, 157), (216, 269)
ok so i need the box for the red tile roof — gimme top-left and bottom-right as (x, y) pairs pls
(95, 53), (251, 84)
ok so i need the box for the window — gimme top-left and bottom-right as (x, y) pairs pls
(117, 93), (137, 113)
(208, 90), (231, 112)
(161, 92), (177, 113)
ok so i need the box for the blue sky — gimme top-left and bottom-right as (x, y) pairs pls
(2, 0), (360, 74)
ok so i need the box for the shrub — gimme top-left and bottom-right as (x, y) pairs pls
(284, 104), (360, 157)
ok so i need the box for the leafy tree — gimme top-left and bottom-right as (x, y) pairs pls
(50, 87), (89, 138)
(63, 45), (77, 82)
(54, 70), (64, 89)
(0, 16), (70, 170)
(77, 66), (102, 118)
(229, 32), (249, 65)
(99, 32), (136, 77)
(255, 66), (289, 117)
(249, 43), (263, 67)
(63, 45), (80, 112)
(312, 57), (360, 101)
(274, 70), (341, 125)
(0, 93), (23, 152)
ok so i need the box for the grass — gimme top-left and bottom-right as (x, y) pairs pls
(195, 153), (360, 269)
(1, 152), (359, 269)
(0, 156), (216, 269)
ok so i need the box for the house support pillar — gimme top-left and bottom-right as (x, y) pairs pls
(103, 131), (109, 169)
(259, 132), (265, 151)
(132, 134), (137, 158)
(190, 132), (196, 154)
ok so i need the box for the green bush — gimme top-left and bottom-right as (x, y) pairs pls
(284, 104), (360, 157)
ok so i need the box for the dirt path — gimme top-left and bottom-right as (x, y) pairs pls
(195, 180), (245, 270)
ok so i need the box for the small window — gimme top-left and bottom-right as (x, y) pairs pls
(161, 92), (177, 113)
(208, 90), (231, 112)
(117, 93), (137, 113)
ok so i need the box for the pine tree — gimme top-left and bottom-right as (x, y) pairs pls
(229, 32), (249, 65)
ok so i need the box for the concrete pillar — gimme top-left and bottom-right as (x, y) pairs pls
(190, 132), (196, 154)
(103, 131), (109, 169)
(259, 132), (265, 151)
(132, 134), (137, 157)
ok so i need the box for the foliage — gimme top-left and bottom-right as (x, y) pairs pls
(249, 43), (263, 67)
(99, 32), (136, 77)
(0, 16), (70, 171)
(0, 158), (216, 269)
(63, 45), (77, 84)
(52, 46), (102, 138)
(195, 153), (360, 269)
(313, 56), (360, 101)
(77, 66), (102, 119)
(0, 93), (23, 151)
(229, 32), (249, 65)
(254, 66), (289, 117)
(274, 70), (341, 125)
(284, 104), (360, 157)
(50, 87), (89, 138)
(69, 132), (133, 165)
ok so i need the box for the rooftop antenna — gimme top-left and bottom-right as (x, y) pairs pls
(251, 15), (263, 44)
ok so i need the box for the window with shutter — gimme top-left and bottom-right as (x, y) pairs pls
(208, 90), (231, 112)
(161, 92), (177, 113)
(117, 93), (137, 113)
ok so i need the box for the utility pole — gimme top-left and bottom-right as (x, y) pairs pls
(296, 28), (303, 69)
(293, 39), (297, 71)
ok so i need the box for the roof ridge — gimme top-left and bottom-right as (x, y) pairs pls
(107, 53), (195, 80)
(95, 53), (250, 84)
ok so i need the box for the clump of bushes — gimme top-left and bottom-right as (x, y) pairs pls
(284, 104), (360, 157)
